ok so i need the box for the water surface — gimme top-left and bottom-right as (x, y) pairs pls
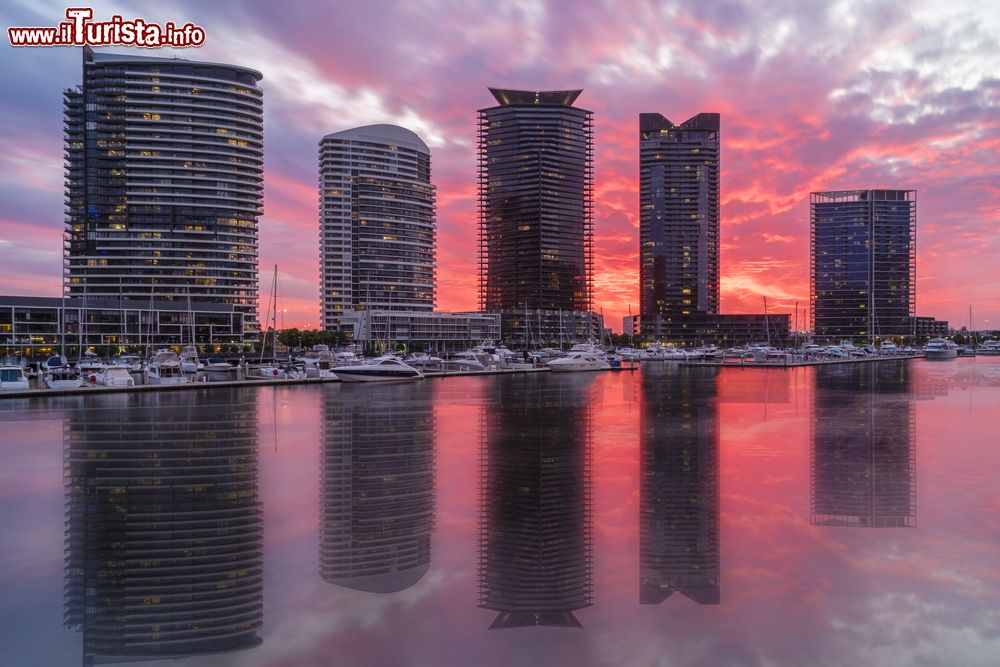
(1, 359), (998, 667)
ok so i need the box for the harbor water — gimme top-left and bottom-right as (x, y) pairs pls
(0, 358), (998, 666)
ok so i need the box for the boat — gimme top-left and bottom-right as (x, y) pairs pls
(98, 366), (135, 387)
(204, 358), (236, 374)
(442, 351), (488, 371)
(617, 347), (643, 362)
(979, 340), (1000, 356)
(694, 345), (724, 360)
(77, 350), (104, 374)
(146, 350), (190, 384)
(924, 338), (958, 360)
(300, 344), (337, 378)
(0, 365), (30, 391)
(179, 344), (202, 373)
(43, 355), (82, 389)
(958, 346), (977, 357)
(547, 351), (611, 372)
(255, 364), (287, 379)
(109, 355), (143, 372)
(331, 355), (423, 382)
(404, 352), (445, 370)
(879, 341), (899, 355)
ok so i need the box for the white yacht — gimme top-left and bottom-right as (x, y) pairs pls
(109, 355), (143, 372)
(694, 345), (724, 360)
(332, 355), (423, 382)
(77, 351), (104, 374)
(204, 358), (236, 374)
(924, 338), (958, 360)
(547, 352), (611, 372)
(0, 365), (30, 391)
(443, 351), (488, 371)
(146, 351), (189, 384)
(617, 347), (643, 362)
(300, 345), (337, 378)
(98, 366), (135, 387)
(879, 341), (899, 355)
(255, 364), (288, 379)
(179, 344), (202, 373)
(978, 340), (1000, 355)
(404, 352), (445, 371)
(43, 355), (82, 389)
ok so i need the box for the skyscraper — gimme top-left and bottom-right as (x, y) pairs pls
(639, 112), (720, 326)
(637, 112), (787, 345)
(319, 125), (437, 334)
(477, 89), (599, 344)
(64, 47), (263, 331)
(810, 189), (916, 341)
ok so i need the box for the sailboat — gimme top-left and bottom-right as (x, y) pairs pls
(46, 277), (82, 389)
(256, 265), (288, 379)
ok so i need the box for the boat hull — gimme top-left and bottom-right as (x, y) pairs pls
(333, 369), (421, 382)
(547, 362), (610, 372)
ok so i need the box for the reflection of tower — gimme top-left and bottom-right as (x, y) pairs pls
(320, 382), (435, 592)
(64, 390), (263, 666)
(479, 374), (593, 628)
(639, 364), (720, 605)
(811, 362), (916, 527)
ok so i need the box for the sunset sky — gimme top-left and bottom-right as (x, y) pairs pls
(1, 0), (998, 332)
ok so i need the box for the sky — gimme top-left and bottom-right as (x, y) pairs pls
(1, 0), (998, 332)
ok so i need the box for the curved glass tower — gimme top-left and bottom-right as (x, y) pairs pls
(64, 47), (263, 330)
(319, 124), (436, 331)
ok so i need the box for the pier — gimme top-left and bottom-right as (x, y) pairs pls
(679, 354), (924, 368)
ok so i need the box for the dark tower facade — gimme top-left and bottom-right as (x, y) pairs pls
(479, 374), (593, 628)
(320, 383), (435, 593)
(638, 112), (720, 338)
(477, 89), (597, 344)
(64, 48), (263, 331)
(64, 390), (263, 665)
(639, 365), (720, 604)
(810, 189), (916, 341)
(811, 362), (916, 527)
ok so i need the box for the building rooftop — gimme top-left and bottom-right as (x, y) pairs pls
(321, 123), (430, 154)
(84, 46), (263, 81)
(487, 88), (583, 106)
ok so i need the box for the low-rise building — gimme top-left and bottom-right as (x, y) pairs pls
(336, 310), (501, 353)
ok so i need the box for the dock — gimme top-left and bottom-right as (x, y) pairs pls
(0, 365), (561, 400)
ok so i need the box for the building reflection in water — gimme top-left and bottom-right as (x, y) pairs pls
(811, 362), (916, 527)
(479, 374), (594, 629)
(639, 364), (721, 605)
(320, 382), (435, 593)
(63, 389), (263, 666)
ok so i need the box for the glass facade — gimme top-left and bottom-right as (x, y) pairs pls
(319, 125), (436, 331)
(477, 89), (594, 325)
(64, 48), (263, 331)
(638, 112), (720, 335)
(810, 190), (916, 340)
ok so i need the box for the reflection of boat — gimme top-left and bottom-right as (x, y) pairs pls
(924, 338), (958, 360)
(0, 365), (30, 391)
(44, 355), (82, 389)
(179, 344), (202, 373)
(332, 356), (423, 382)
(146, 350), (189, 384)
(547, 352), (610, 372)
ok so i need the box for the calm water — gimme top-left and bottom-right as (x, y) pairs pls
(1, 359), (999, 667)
